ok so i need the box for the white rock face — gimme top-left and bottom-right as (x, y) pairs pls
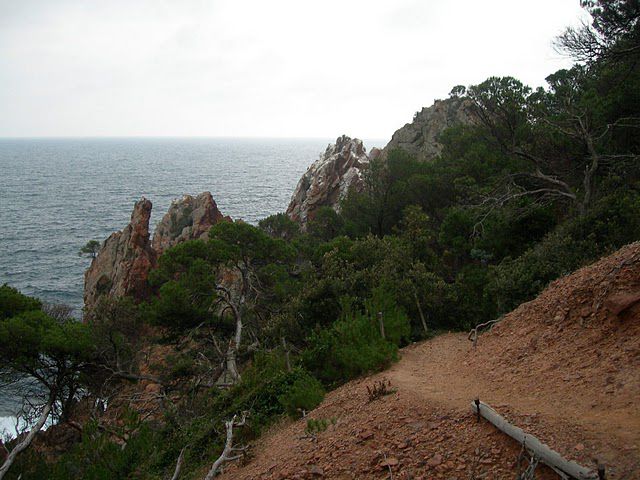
(286, 135), (369, 229)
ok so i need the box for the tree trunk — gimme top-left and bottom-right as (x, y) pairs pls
(377, 311), (385, 340)
(204, 414), (246, 479)
(225, 342), (240, 384)
(0, 399), (53, 480)
(414, 291), (428, 336)
(282, 337), (292, 373)
(170, 446), (186, 480)
(578, 119), (600, 215)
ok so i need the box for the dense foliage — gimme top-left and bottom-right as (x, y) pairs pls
(2, 2), (639, 478)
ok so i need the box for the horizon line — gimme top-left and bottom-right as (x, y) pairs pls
(0, 134), (390, 141)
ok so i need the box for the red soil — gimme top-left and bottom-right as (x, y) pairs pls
(220, 242), (640, 479)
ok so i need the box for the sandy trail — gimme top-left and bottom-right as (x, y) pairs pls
(389, 333), (639, 442)
(220, 333), (639, 479)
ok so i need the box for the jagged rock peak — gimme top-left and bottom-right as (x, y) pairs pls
(286, 135), (369, 228)
(152, 191), (227, 255)
(83, 197), (157, 313)
(382, 96), (475, 162)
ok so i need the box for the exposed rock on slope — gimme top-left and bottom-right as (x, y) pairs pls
(285, 99), (474, 229)
(474, 241), (640, 419)
(382, 96), (475, 162)
(286, 135), (369, 228)
(152, 192), (227, 255)
(84, 192), (228, 311)
(84, 198), (157, 312)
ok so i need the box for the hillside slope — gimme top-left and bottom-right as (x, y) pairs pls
(220, 243), (640, 479)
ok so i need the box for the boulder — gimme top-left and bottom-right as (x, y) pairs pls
(83, 198), (157, 312)
(152, 192), (227, 255)
(605, 290), (640, 316)
(286, 135), (369, 228)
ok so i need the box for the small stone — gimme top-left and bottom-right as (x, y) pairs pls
(574, 443), (585, 451)
(381, 457), (399, 467)
(359, 430), (374, 441)
(427, 454), (443, 467)
(308, 465), (324, 477)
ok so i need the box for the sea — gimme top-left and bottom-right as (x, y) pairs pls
(0, 136), (385, 433)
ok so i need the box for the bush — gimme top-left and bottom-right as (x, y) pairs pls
(278, 369), (325, 418)
(302, 294), (409, 386)
(487, 190), (640, 314)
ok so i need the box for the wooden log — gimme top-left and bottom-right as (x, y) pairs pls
(470, 400), (597, 480)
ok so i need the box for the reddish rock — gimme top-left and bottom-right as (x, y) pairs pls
(84, 192), (230, 313)
(605, 291), (640, 316)
(83, 198), (157, 312)
(427, 453), (443, 467)
(152, 191), (227, 255)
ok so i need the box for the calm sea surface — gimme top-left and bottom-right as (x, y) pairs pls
(0, 137), (383, 421)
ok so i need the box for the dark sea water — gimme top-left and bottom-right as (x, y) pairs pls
(0, 137), (384, 423)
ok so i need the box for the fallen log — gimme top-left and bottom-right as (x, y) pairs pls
(470, 400), (598, 480)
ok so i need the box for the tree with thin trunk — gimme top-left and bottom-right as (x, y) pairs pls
(149, 221), (295, 387)
(0, 285), (93, 479)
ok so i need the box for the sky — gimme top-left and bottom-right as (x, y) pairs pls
(0, 0), (588, 139)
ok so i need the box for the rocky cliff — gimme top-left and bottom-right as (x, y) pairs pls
(84, 192), (227, 312)
(382, 96), (475, 162)
(286, 98), (475, 229)
(286, 135), (369, 228)
(152, 192), (227, 255)
(83, 198), (157, 311)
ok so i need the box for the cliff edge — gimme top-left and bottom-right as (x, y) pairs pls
(84, 192), (227, 312)
(286, 135), (369, 229)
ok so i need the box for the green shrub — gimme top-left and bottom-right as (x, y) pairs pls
(302, 294), (409, 386)
(487, 190), (640, 315)
(305, 417), (336, 436)
(278, 369), (325, 418)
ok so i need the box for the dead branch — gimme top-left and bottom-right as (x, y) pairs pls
(468, 318), (502, 347)
(170, 446), (187, 480)
(203, 412), (249, 479)
(470, 401), (596, 479)
(0, 398), (52, 480)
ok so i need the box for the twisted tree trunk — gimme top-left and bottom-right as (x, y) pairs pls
(0, 398), (53, 480)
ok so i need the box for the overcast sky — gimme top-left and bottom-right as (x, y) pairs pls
(0, 0), (587, 139)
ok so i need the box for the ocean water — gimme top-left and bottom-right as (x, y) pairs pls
(0, 137), (384, 422)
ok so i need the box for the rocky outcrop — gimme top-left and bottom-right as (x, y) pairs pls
(84, 198), (157, 312)
(152, 192), (227, 255)
(382, 96), (475, 162)
(286, 135), (369, 228)
(84, 192), (228, 312)
(285, 99), (474, 229)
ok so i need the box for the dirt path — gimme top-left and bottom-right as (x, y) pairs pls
(388, 333), (640, 441)
(221, 333), (639, 479)
(388, 333), (639, 471)
(220, 245), (640, 479)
